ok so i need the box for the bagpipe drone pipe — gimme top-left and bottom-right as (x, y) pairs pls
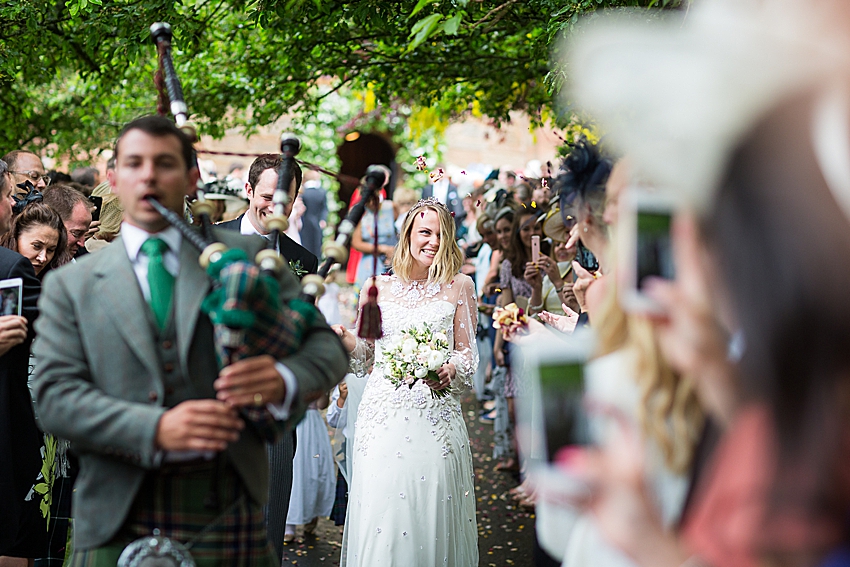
(149, 22), (318, 367)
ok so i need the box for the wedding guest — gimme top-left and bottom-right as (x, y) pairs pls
(40, 184), (93, 259)
(326, 380), (350, 527)
(0, 203), (68, 278)
(0, 202), (74, 567)
(392, 187), (418, 235)
(0, 161), (46, 566)
(566, 91), (850, 567)
(284, 392), (334, 542)
(350, 191), (397, 288)
(525, 207), (578, 317)
(493, 201), (546, 472)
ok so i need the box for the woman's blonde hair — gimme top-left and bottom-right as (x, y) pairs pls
(595, 276), (704, 475)
(393, 201), (463, 285)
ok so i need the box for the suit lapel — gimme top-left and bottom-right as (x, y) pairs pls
(93, 238), (160, 379)
(175, 238), (212, 365)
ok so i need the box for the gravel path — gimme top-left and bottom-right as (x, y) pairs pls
(280, 393), (537, 567)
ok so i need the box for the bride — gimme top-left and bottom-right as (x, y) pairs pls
(334, 197), (479, 566)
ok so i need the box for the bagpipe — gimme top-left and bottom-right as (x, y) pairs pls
(149, 22), (318, 366)
(148, 22), (386, 365)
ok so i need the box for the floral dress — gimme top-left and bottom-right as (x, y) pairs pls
(342, 274), (479, 567)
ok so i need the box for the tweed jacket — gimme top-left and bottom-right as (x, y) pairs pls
(31, 227), (348, 550)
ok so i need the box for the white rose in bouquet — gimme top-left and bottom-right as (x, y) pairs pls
(414, 366), (428, 379)
(401, 339), (417, 356)
(426, 350), (445, 371)
(434, 332), (448, 344)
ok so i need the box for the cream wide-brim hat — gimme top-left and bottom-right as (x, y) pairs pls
(566, 0), (850, 211)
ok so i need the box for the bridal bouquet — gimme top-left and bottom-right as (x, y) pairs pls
(383, 323), (451, 399)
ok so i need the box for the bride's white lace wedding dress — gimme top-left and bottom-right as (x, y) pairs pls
(341, 274), (479, 567)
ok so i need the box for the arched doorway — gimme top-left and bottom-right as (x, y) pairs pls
(336, 131), (397, 207)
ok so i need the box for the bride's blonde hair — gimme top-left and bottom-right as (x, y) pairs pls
(393, 199), (463, 285)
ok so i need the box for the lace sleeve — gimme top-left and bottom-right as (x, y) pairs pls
(449, 274), (479, 391)
(348, 285), (376, 378)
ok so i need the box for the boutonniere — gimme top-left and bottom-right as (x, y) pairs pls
(288, 259), (308, 278)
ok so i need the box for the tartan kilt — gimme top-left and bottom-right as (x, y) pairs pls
(70, 458), (276, 567)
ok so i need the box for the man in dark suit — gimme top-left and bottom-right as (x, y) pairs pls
(217, 154), (318, 276)
(421, 170), (465, 230)
(298, 171), (327, 259)
(0, 161), (47, 564)
(32, 117), (348, 566)
(217, 153), (317, 555)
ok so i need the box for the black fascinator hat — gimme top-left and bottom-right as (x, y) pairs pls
(552, 137), (612, 228)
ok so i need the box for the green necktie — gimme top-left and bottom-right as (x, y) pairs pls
(140, 237), (174, 330)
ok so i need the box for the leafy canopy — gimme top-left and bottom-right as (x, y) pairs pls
(0, 0), (681, 160)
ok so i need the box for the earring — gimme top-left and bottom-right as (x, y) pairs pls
(583, 226), (588, 233)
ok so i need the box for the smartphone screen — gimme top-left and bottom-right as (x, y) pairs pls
(0, 278), (23, 316)
(636, 210), (674, 290)
(531, 235), (541, 263)
(576, 241), (599, 272)
(539, 358), (590, 462)
(89, 196), (103, 222)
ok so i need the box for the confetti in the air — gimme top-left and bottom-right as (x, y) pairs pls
(429, 168), (445, 182)
(460, 170), (467, 175)
(416, 155), (428, 171)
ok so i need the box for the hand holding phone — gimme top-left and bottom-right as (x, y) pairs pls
(0, 315), (27, 356)
(517, 332), (595, 503)
(88, 195), (103, 222)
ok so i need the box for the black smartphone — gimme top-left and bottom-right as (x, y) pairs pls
(576, 240), (599, 273)
(88, 196), (103, 222)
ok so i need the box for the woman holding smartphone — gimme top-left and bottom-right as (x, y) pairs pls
(524, 208), (580, 317)
(492, 202), (546, 472)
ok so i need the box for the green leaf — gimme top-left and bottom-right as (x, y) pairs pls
(410, 0), (432, 18)
(443, 13), (462, 36)
(408, 13), (442, 51)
